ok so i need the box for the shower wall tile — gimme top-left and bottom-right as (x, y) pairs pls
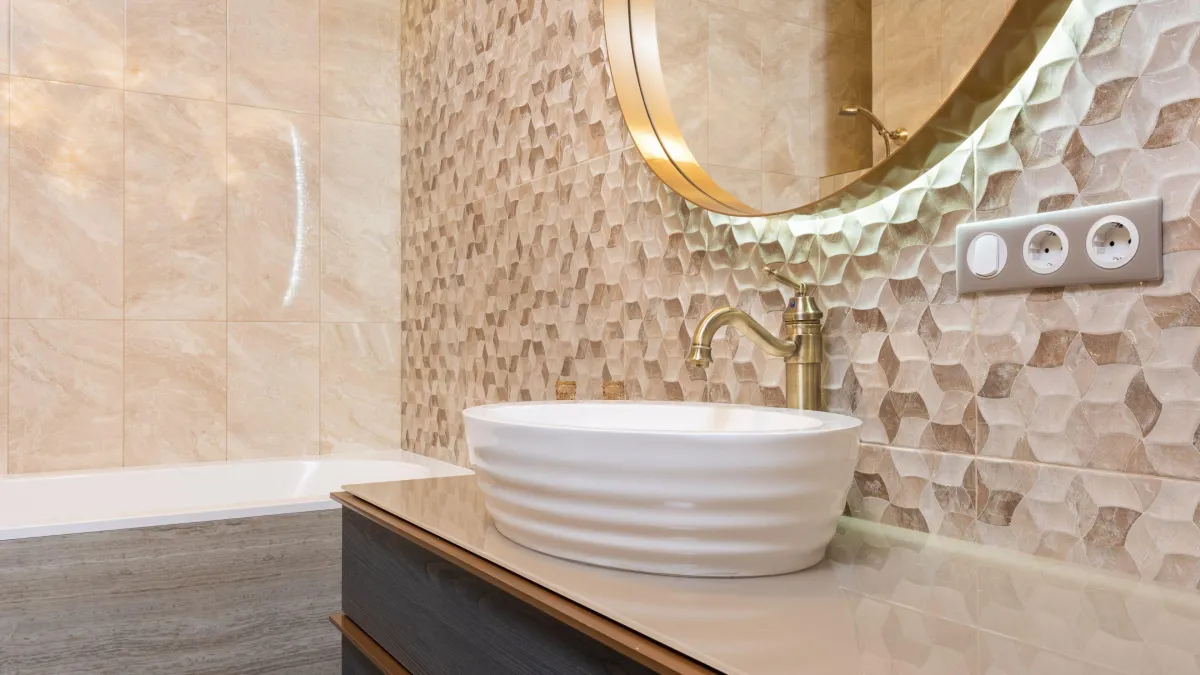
(761, 20), (812, 177)
(809, 28), (873, 176)
(125, 92), (227, 321)
(8, 320), (123, 474)
(0, 0), (402, 475)
(228, 0), (320, 113)
(0, 324), (6, 476)
(939, 0), (1012, 96)
(227, 322), (320, 460)
(875, 0), (941, 133)
(0, 78), (8, 319)
(124, 321), (227, 467)
(0, 2), (8, 75)
(706, 6), (762, 171)
(125, 0), (227, 102)
(10, 78), (123, 320)
(655, 0), (710, 165)
(11, 0), (123, 88)
(320, 117), (402, 322)
(706, 164), (762, 209)
(320, 323), (402, 455)
(320, 0), (402, 124)
(763, 173), (819, 213)
(227, 105), (320, 322)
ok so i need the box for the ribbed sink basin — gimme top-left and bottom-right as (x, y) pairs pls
(463, 401), (862, 577)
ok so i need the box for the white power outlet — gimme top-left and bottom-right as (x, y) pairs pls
(1086, 215), (1139, 269)
(1023, 225), (1068, 275)
(955, 198), (1162, 294)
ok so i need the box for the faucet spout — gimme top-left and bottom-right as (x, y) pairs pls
(687, 307), (796, 368)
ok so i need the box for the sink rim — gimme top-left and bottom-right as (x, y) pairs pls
(463, 400), (862, 437)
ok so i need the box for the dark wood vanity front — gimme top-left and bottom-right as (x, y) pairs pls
(332, 492), (718, 675)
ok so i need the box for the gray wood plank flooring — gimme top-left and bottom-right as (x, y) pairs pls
(0, 510), (340, 675)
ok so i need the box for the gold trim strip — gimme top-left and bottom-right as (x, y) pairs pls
(604, 0), (1074, 217)
(603, 0), (744, 214)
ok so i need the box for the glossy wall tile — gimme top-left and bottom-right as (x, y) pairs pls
(8, 320), (123, 473)
(1, 0), (405, 475)
(226, 105), (321, 322)
(320, 117), (402, 322)
(320, 0), (402, 124)
(10, 77), (123, 320)
(125, 0), (227, 101)
(320, 323), (403, 455)
(11, 0), (123, 88)
(227, 322), (320, 460)
(124, 92), (227, 321)
(228, 0), (320, 113)
(124, 321), (227, 466)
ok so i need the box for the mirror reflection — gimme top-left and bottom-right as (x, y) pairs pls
(652, 0), (1019, 212)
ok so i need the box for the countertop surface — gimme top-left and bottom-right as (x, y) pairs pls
(344, 475), (1200, 675)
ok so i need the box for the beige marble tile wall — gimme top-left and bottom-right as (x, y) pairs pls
(0, 0), (404, 475)
(655, 0), (873, 212)
(402, 0), (1200, 586)
(870, 0), (1019, 162)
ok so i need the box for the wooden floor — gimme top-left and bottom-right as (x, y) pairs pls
(0, 510), (341, 675)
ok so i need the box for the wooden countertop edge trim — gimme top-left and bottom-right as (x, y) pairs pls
(333, 491), (720, 675)
(330, 612), (413, 675)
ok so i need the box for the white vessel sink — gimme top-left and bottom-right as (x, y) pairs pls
(463, 401), (862, 578)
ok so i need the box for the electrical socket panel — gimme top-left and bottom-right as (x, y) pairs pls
(956, 197), (1163, 294)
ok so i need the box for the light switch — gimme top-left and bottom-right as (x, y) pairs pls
(967, 233), (1006, 279)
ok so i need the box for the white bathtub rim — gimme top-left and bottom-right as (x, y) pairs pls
(0, 499), (342, 542)
(0, 450), (473, 542)
(0, 448), (466, 483)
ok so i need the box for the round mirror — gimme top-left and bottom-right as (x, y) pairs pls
(604, 0), (1072, 216)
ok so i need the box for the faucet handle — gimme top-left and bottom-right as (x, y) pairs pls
(765, 265), (810, 296)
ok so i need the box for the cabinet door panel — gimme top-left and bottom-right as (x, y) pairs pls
(342, 509), (657, 675)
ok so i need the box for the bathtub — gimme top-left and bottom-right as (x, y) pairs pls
(0, 451), (472, 541)
(0, 452), (471, 675)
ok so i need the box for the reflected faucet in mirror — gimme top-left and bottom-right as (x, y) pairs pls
(838, 105), (909, 157)
(687, 267), (824, 411)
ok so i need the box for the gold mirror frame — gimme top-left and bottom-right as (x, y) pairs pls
(603, 0), (1073, 217)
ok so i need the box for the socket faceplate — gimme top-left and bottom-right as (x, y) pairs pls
(955, 197), (1162, 294)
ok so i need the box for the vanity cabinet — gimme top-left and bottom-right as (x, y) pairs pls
(332, 493), (718, 675)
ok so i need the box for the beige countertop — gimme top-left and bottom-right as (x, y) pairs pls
(345, 475), (1200, 675)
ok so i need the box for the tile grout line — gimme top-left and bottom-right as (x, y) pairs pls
(120, 1), (128, 469)
(316, 0), (323, 458)
(225, 0), (231, 463)
(5, 0), (10, 476)
(4, 20), (8, 476)
(398, 6), (405, 452)
(1, 69), (397, 128)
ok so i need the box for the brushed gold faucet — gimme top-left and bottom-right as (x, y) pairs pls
(686, 266), (824, 411)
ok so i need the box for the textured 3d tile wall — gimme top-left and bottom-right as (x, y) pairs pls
(401, 0), (1200, 587)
